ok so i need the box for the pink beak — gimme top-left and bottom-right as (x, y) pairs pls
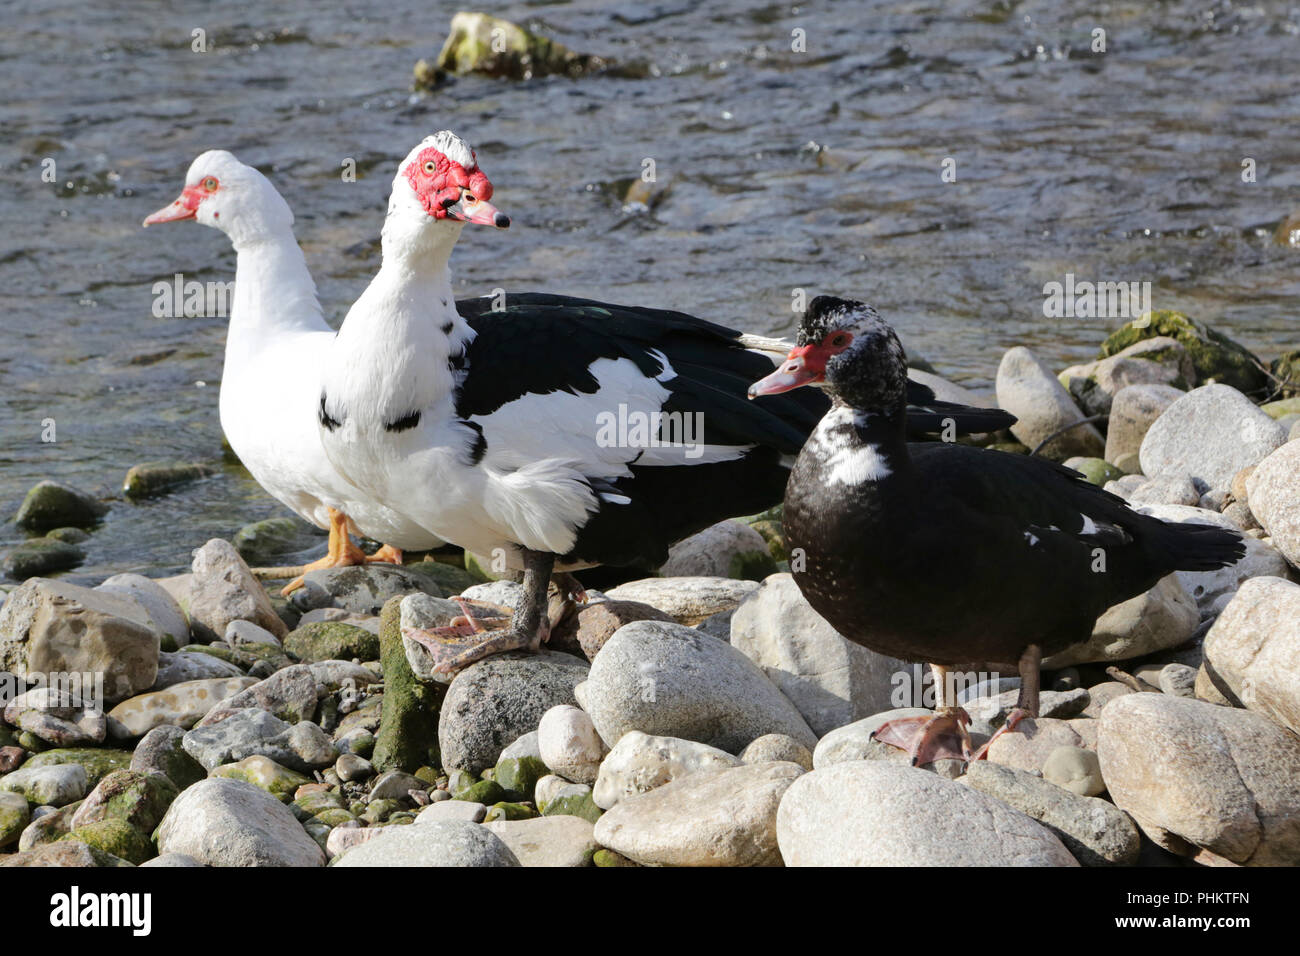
(748, 345), (828, 398)
(446, 190), (510, 228)
(142, 185), (206, 226)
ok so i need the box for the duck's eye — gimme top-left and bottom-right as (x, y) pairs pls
(828, 332), (852, 349)
(203, 177), (218, 191)
(423, 160), (437, 174)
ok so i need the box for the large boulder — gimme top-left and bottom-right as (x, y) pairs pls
(187, 539), (287, 641)
(776, 761), (1078, 866)
(593, 731), (742, 809)
(1042, 575), (1198, 667)
(1098, 693), (1300, 865)
(0, 578), (160, 704)
(581, 619), (817, 753)
(96, 573), (190, 650)
(593, 761), (803, 867)
(1203, 577), (1300, 736)
(107, 677), (258, 737)
(730, 573), (907, 736)
(995, 346), (1103, 460)
(156, 778), (324, 866)
(1246, 441), (1300, 568)
(1139, 384), (1287, 489)
(14, 480), (107, 534)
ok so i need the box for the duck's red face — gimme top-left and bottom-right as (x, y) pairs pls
(404, 147), (509, 228)
(143, 174), (219, 225)
(747, 331), (854, 397)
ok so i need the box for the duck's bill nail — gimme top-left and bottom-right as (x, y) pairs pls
(445, 193), (509, 228)
(142, 187), (203, 226)
(747, 355), (818, 398)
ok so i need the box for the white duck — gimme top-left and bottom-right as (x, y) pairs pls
(318, 131), (1015, 672)
(142, 150), (442, 592)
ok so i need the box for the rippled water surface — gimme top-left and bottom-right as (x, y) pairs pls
(2, 0), (1299, 578)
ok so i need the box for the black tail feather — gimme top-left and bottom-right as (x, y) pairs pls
(1162, 522), (1247, 573)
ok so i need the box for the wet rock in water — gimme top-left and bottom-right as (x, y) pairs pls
(0, 791), (30, 848)
(182, 708), (337, 773)
(0, 763), (88, 806)
(107, 677), (258, 738)
(283, 620), (378, 662)
(659, 520), (777, 581)
(1098, 693), (1300, 865)
(777, 761), (1078, 866)
(421, 11), (608, 86)
(197, 663), (320, 726)
(730, 572), (907, 736)
(4, 687), (106, 747)
(537, 704), (607, 785)
(97, 573), (190, 650)
(232, 516), (323, 566)
(1139, 384), (1287, 489)
(582, 619), (817, 754)
(0, 839), (132, 868)
(593, 731), (742, 809)
(1104, 384), (1186, 473)
(603, 577), (759, 626)
(210, 755), (312, 802)
(594, 761), (802, 867)
(484, 814), (598, 866)
(1041, 575), (1197, 668)
(14, 480), (107, 534)
(1058, 337), (1193, 417)
(439, 649), (589, 774)
(122, 460), (214, 500)
(549, 598), (674, 662)
(2, 537), (85, 578)
(995, 345), (1104, 460)
(156, 777), (325, 867)
(1203, 577), (1300, 736)
(810, 708), (966, 780)
(1246, 441), (1300, 567)
(1098, 311), (1267, 397)
(335, 819), (520, 867)
(0, 578), (160, 704)
(188, 538), (287, 641)
(960, 761), (1139, 866)
(740, 733), (814, 771)
(152, 649), (244, 689)
(130, 725), (208, 790)
(1128, 504), (1289, 617)
(289, 563), (449, 617)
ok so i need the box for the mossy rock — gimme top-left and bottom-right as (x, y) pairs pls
(76, 770), (178, 834)
(593, 848), (638, 867)
(310, 807), (357, 827)
(13, 480), (107, 534)
(17, 732), (50, 753)
(122, 461), (215, 500)
(45, 526), (90, 544)
(1098, 311), (1267, 396)
(987, 441), (1030, 455)
(293, 788), (346, 817)
(233, 516), (323, 565)
(447, 768), (478, 795)
(541, 789), (602, 823)
(303, 820), (332, 851)
(23, 749), (133, 787)
(2, 537), (85, 578)
(463, 550), (506, 582)
(747, 518), (787, 562)
(362, 798), (402, 824)
(425, 11), (608, 85)
(177, 644), (244, 666)
(492, 756), (548, 803)
(0, 727), (17, 749)
(0, 793), (30, 848)
(484, 801), (538, 822)
(1269, 350), (1300, 397)
(213, 756), (311, 802)
(284, 621), (379, 662)
(455, 779), (505, 805)
(18, 800), (80, 849)
(1260, 396), (1300, 419)
(407, 559), (478, 595)
(63, 818), (155, 865)
(1068, 458), (1124, 487)
(729, 547), (778, 582)
(371, 597), (444, 774)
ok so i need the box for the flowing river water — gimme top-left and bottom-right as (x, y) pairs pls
(1, 0), (1298, 580)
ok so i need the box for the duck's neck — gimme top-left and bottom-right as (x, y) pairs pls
(226, 230), (328, 366)
(810, 398), (912, 487)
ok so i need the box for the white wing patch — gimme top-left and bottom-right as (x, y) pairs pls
(825, 444), (891, 486)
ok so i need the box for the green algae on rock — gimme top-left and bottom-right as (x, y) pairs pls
(416, 11), (608, 88)
(14, 480), (107, 534)
(122, 461), (215, 500)
(1098, 311), (1267, 396)
(372, 597), (443, 774)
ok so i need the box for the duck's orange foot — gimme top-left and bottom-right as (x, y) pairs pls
(871, 707), (974, 766)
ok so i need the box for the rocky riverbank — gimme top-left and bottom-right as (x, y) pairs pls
(0, 311), (1298, 867)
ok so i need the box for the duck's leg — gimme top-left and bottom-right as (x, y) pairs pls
(404, 549), (554, 673)
(970, 644), (1041, 761)
(366, 544), (404, 565)
(279, 508), (369, 596)
(870, 664), (974, 766)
